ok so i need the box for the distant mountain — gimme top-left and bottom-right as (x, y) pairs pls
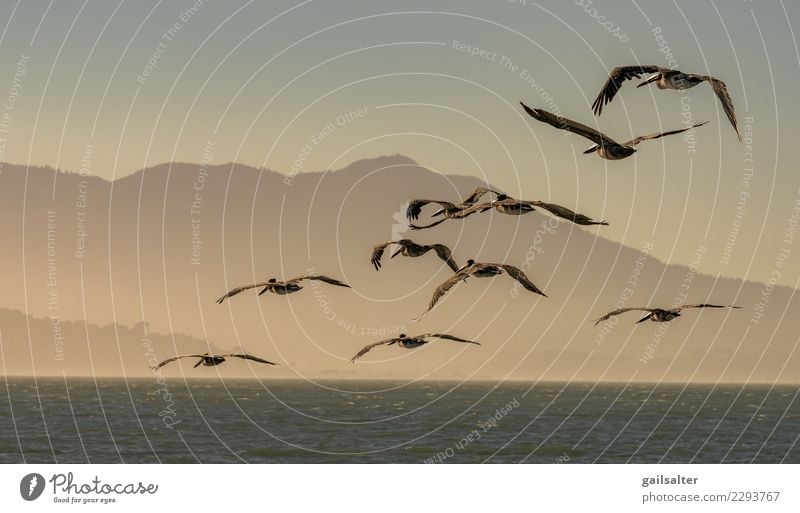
(0, 156), (797, 381)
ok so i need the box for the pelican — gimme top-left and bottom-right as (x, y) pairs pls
(415, 259), (546, 320)
(349, 333), (480, 362)
(216, 274), (350, 303)
(520, 102), (708, 160)
(592, 303), (741, 326)
(407, 201), (491, 230)
(151, 352), (277, 370)
(479, 194), (608, 226)
(591, 65), (741, 141)
(406, 187), (501, 227)
(371, 239), (459, 272)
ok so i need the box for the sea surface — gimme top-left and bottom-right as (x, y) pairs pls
(1, 377), (798, 463)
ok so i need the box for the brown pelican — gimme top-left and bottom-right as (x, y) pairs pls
(479, 194), (608, 226)
(591, 65), (741, 141)
(406, 187), (501, 228)
(592, 303), (741, 326)
(371, 239), (459, 271)
(216, 274), (350, 303)
(520, 102), (708, 160)
(151, 352), (277, 370)
(407, 201), (491, 230)
(415, 259), (546, 319)
(349, 333), (480, 362)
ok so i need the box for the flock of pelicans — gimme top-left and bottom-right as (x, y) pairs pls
(152, 64), (742, 372)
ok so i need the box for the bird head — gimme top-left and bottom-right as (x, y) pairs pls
(268, 278), (277, 283)
(399, 333), (406, 338)
(495, 194), (508, 201)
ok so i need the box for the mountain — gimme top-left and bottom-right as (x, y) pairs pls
(0, 156), (797, 382)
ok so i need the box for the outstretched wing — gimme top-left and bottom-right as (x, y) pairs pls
(676, 303), (741, 312)
(225, 353), (278, 366)
(462, 187), (499, 206)
(520, 102), (619, 147)
(591, 65), (665, 115)
(406, 199), (456, 222)
(500, 264), (547, 297)
(624, 121), (709, 147)
(292, 275), (351, 288)
(370, 241), (394, 271)
(530, 201), (609, 226)
(349, 339), (394, 362)
(414, 271), (471, 320)
(216, 282), (270, 304)
(409, 203), (489, 230)
(430, 244), (459, 272)
(703, 76), (741, 142)
(424, 333), (481, 345)
(151, 354), (206, 370)
(591, 307), (655, 326)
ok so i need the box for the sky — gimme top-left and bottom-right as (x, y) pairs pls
(0, 0), (798, 286)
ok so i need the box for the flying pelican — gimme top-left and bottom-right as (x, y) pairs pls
(349, 333), (480, 362)
(592, 303), (741, 326)
(415, 259), (546, 320)
(371, 239), (459, 272)
(151, 352), (277, 370)
(591, 65), (741, 141)
(520, 102), (708, 160)
(216, 274), (350, 303)
(479, 194), (608, 226)
(406, 187), (501, 226)
(407, 201), (491, 230)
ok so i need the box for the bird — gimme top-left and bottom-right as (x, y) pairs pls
(477, 194), (609, 226)
(590, 65), (741, 141)
(415, 260), (546, 320)
(520, 102), (708, 160)
(405, 187), (502, 230)
(349, 333), (480, 362)
(371, 239), (459, 272)
(151, 352), (278, 370)
(216, 274), (350, 303)
(591, 303), (742, 326)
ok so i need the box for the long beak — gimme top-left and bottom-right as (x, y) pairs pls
(636, 313), (653, 323)
(637, 74), (659, 88)
(583, 145), (598, 154)
(194, 358), (203, 368)
(391, 248), (404, 259)
(258, 286), (271, 296)
(431, 209), (444, 217)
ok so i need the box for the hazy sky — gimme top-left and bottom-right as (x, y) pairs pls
(0, 0), (798, 285)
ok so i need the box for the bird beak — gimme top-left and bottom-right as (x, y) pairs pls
(637, 74), (659, 88)
(391, 248), (403, 259)
(583, 146), (598, 154)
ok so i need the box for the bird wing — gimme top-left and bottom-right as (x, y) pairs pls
(150, 354), (206, 370)
(623, 120), (709, 147)
(703, 76), (741, 142)
(414, 270), (471, 320)
(216, 282), (271, 304)
(430, 244), (459, 272)
(676, 303), (742, 312)
(370, 241), (394, 271)
(349, 339), (394, 362)
(406, 199), (456, 221)
(462, 187), (499, 206)
(224, 353), (278, 366)
(520, 102), (619, 147)
(591, 307), (655, 326)
(591, 65), (666, 115)
(423, 333), (481, 345)
(530, 201), (608, 226)
(292, 275), (351, 288)
(500, 264), (547, 297)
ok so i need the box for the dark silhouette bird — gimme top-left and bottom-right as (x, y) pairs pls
(592, 303), (741, 326)
(151, 352), (277, 370)
(415, 259), (546, 320)
(216, 274), (350, 303)
(520, 102), (708, 160)
(349, 333), (480, 362)
(406, 187), (502, 230)
(591, 65), (741, 141)
(371, 239), (459, 272)
(475, 194), (608, 226)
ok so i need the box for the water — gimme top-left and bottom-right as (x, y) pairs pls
(1, 377), (798, 463)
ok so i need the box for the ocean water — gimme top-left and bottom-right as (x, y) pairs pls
(0, 377), (798, 463)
